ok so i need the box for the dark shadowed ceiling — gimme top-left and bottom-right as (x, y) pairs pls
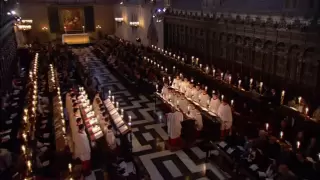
(18, 0), (118, 4)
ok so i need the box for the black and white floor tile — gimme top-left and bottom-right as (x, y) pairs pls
(75, 50), (229, 180)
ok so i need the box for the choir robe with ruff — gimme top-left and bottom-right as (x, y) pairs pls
(199, 93), (210, 108)
(192, 89), (201, 103)
(185, 86), (194, 99)
(217, 103), (233, 130)
(74, 132), (91, 161)
(209, 96), (221, 113)
(167, 111), (183, 139)
(172, 78), (181, 90)
(189, 108), (203, 131)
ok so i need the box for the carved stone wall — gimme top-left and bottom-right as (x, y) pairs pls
(164, 9), (320, 99)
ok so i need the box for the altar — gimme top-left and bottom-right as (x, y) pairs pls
(62, 33), (90, 45)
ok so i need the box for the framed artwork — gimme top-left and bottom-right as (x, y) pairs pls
(59, 8), (84, 32)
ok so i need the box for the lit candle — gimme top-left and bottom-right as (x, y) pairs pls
(265, 123), (269, 131)
(180, 73), (183, 78)
(221, 73), (224, 80)
(297, 141), (300, 149)
(156, 84), (158, 91)
(177, 56), (180, 60)
(116, 102), (119, 108)
(161, 66), (164, 70)
(22, 133), (27, 141)
(188, 105), (190, 111)
(199, 64), (202, 69)
(305, 107), (309, 115)
(228, 76), (232, 84)
(165, 68), (168, 72)
(298, 96), (301, 104)
(109, 90), (111, 96)
(173, 54), (176, 58)
(68, 163), (72, 172)
(213, 69), (216, 77)
(182, 58), (184, 62)
(205, 86), (208, 91)
(250, 78), (253, 85)
(64, 26), (67, 33)
(280, 131), (283, 139)
(206, 66), (209, 73)
(196, 58), (199, 65)
(221, 95), (224, 100)
(281, 90), (285, 97)
(21, 145), (26, 154)
(168, 76), (171, 81)
(144, 56), (146, 60)
(260, 82), (263, 93)
(23, 116), (27, 123)
(191, 78), (194, 83)
(231, 100), (234, 106)
(163, 77), (165, 82)
(173, 66), (175, 71)
(82, 26), (85, 33)
(121, 109), (124, 115)
(27, 160), (32, 171)
(238, 80), (242, 88)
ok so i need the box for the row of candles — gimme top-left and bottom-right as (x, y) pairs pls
(22, 53), (39, 178)
(49, 64), (73, 177)
(265, 122), (320, 161)
(149, 45), (310, 116)
(108, 90), (132, 126)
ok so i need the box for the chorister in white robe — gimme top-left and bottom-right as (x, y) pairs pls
(167, 111), (183, 139)
(192, 88), (201, 103)
(199, 93), (210, 108)
(74, 132), (91, 161)
(217, 103), (233, 131)
(189, 108), (203, 131)
(209, 96), (221, 113)
(185, 85), (194, 99)
(179, 80), (189, 94)
(106, 129), (116, 150)
(161, 85), (169, 100)
(177, 97), (189, 113)
(172, 78), (181, 90)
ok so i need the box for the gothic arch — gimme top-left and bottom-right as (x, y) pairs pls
(288, 45), (301, 81)
(253, 39), (263, 50)
(263, 41), (274, 73)
(235, 36), (242, 45)
(263, 41), (274, 52)
(302, 48), (317, 86)
(276, 42), (286, 53)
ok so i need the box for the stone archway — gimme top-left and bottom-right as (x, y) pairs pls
(288, 45), (300, 81)
(302, 48), (317, 86)
(252, 39), (263, 70)
(275, 42), (287, 78)
(262, 41), (274, 74)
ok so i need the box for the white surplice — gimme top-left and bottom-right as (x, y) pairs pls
(192, 89), (201, 103)
(185, 86), (194, 99)
(177, 96), (189, 113)
(189, 108), (203, 130)
(172, 78), (181, 90)
(209, 96), (221, 113)
(199, 93), (210, 108)
(74, 132), (91, 161)
(217, 103), (233, 130)
(161, 85), (169, 100)
(106, 129), (116, 150)
(179, 81), (189, 94)
(167, 111), (183, 139)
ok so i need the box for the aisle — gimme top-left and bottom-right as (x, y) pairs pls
(78, 51), (228, 180)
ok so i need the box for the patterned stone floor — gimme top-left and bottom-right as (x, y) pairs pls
(76, 51), (229, 180)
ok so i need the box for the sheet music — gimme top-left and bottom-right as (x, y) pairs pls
(218, 141), (227, 148)
(119, 125), (128, 133)
(249, 164), (259, 171)
(109, 108), (118, 116)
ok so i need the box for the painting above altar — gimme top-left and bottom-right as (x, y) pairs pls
(60, 8), (84, 32)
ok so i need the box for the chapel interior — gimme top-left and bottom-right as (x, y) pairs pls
(1, 0), (320, 180)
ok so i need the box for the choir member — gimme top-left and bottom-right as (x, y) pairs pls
(208, 92), (221, 113)
(185, 83), (194, 99)
(217, 99), (233, 138)
(161, 82), (169, 100)
(172, 76), (181, 90)
(176, 95), (189, 114)
(167, 108), (183, 146)
(106, 125), (116, 150)
(191, 84), (201, 103)
(74, 124), (91, 175)
(179, 78), (189, 94)
(312, 106), (320, 122)
(199, 90), (210, 108)
(189, 105), (203, 131)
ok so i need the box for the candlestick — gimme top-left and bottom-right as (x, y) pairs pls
(206, 66), (209, 73)
(199, 64), (202, 69)
(163, 77), (165, 82)
(109, 90), (111, 96)
(177, 56), (180, 60)
(265, 123), (269, 131)
(165, 68), (168, 72)
(281, 90), (285, 105)
(228, 76), (232, 84)
(156, 84), (158, 92)
(205, 86), (208, 91)
(173, 54), (176, 58)
(305, 107), (309, 115)
(238, 80), (242, 88)
(221, 95), (224, 100)
(196, 58), (199, 65)
(21, 145), (26, 154)
(27, 160), (32, 171)
(82, 26), (85, 33)
(259, 82), (263, 94)
(182, 58), (184, 62)
(297, 141), (300, 149)
(231, 100), (234, 106)
(280, 131), (283, 139)
(116, 102), (119, 108)
(191, 78), (194, 83)
(161, 66), (163, 70)
(221, 73), (224, 80)
(64, 26), (67, 34)
(68, 163), (72, 172)
(213, 69), (216, 77)
(298, 96), (301, 104)
(180, 73), (183, 78)
(121, 109), (124, 115)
